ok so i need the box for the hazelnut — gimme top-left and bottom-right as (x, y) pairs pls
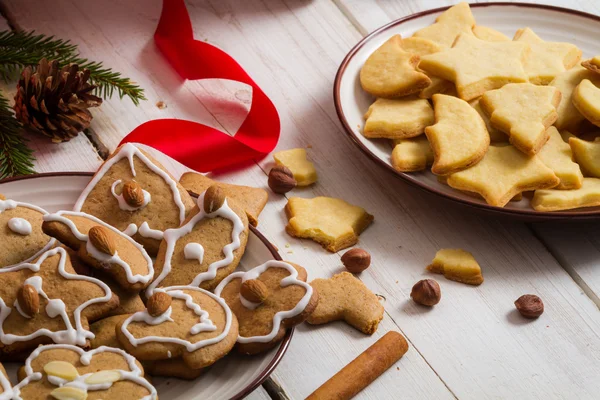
(514, 294), (543, 318)
(410, 279), (441, 306)
(268, 165), (296, 194)
(341, 248), (371, 273)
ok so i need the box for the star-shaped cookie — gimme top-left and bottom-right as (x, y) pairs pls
(532, 178), (600, 211)
(447, 145), (559, 207)
(419, 33), (530, 101)
(537, 127), (583, 190)
(472, 25), (510, 42)
(412, 2), (475, 48)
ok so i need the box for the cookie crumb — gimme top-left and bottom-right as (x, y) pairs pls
(156, 101), (167, 109)
(285, 243), (291, 248)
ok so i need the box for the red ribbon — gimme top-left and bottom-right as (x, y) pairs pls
(119, 0), (280, 172)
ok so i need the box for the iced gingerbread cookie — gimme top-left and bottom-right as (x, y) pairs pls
(390, 136), (433, 172)
(90, 315), (128, 350)
(360, 35), (431, 98)
(180, 172), (267, 227)
(532, 178), (600, 212)
(0, 197), (54, 269)
(0, 247), (118, 359)
(214, 261), (318, 354)
(42, 210), (153, 292)
(569, 137), (600, 178)
(74, 143), (195, 256)
(572, 79), (600, 128)
(149, 186), (249, 293)
(412, 2), (475, 48)
(428, 249), (484, 286)
(11, 344), (156, 399)
(363, 97), (434, 139)
(285, 197), (373, 252)
(472, 25), (510, 42)
(307, 272), (383, 335)
(116, 287), (238, 378)
(273, 148), (318, 187)
(537, 127), (583, 190)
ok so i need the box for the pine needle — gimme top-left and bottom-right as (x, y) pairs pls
(0, 93), (35, 179)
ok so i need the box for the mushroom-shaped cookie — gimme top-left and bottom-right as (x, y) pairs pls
(0, 247), (119, 358)
(214, 261), (319, 354)
(116, 287), (238, 378)
(43, 210), (154, 292)
(148, 185), (249, 294)
(12, 344), (156, 399)
(73, 143), (195, 256)
(0, 197), (54, 268)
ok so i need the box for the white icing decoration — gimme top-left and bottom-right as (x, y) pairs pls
(167, 351), (172, 358)
(110, 179), (151, 211)
(43, 211), (153, 285)
(120, 287), (231, 352)
(4, 344), (157, 400)
(0, 247), (112, 346)
(145, 191), (244, 296)
(7, 217), (32, 235)
(214, 260), (313, 344)
(0, 363), (12, 399)
(123, 223), (138, 237)
(0, 199), (55, 268)
(184, 242), (204, 264)
(137, 222), (164, 240)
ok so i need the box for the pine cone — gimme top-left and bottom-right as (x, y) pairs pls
(14, 58), (102, 143)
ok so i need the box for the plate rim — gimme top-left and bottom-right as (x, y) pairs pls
(333, 2), (600, 220)
(0, 171), (291, 400)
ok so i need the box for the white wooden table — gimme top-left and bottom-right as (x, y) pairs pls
(3, 0), (600, 399)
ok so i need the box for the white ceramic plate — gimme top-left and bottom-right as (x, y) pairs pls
(334, 3), (600, 220)
(0, 172), (289, 399)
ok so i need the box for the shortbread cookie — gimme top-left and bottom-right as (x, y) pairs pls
(273, 148), (318, 186)
(419, 33), (529, 101)
(437, 175), (522, 202)
(538, 127), (583, 189)
(418, 76), (457, 99)
(42, 210), (154, 292)
(0, 247), (119, 358)
(425, 94), (489, 175)
(149, 186), (249, 293)
(117, 287), (238, 375)
(513, 27), (581, 85)
(480, 83), (561, 155)
(412, 2), (475, 47)
(0, 198), (54, 269)
(390, 136), (433, 172)
(472, 25), (510, 42)
(215, 261), (318, 354)
(307, 272), (383, 335)
(572, 79), (600, 127)
(285, 197), (374, 252)
(364, 98), (434, 139)
(569, 137), (600, 178)
(360, 35), (431, 98)
(180, 172), (267, 227)
(427, 248), (483, 285)
(550, 67), (600, 132)
(470, 98), (506, 142)
(90, 315), (128, 349)
(582, 56), (600, 75)
(447, 145), (559, 207)
(74, 143), (195, 256)
(532, 178), (600, 211)
(13, 344), (156, 399)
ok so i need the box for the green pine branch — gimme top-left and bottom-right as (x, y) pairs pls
(0, 93), (35, 179)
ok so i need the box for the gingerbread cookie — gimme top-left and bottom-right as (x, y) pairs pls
(90, 315), (127, 349)
(538, 127), (583, 190)
(532, 178), (600, 211)
(214, 260), (318, 354)
(572, 79), (600, 128)
(0, 198), (54, 269)
(116, 287), (238, 376)
(180, 172), (267, 227)
(42, 210), (153, 292)
(307, 272), (384, 335)
(149, 186), (249, 293)
(12, 344), (156, 399)
(412, 2), (475, 48)
(364, 97), (434, 139)
(0, 247), (118, 359)
(569, 137), (600, 178)
(74, 143), (195, 256)
(428, 248), (483, 286)
(390, 136), (433, 172)
(273, 148), (318, 187)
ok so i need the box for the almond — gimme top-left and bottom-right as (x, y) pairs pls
(341, 248), (371, 273)
(204, 185), (226, 213)
(50, 387), (87, 400)
(88, 225), (116, 256)
(268, 165), (296, 194)
(122, 180), (145, 207)
(240, 279), (269, 303)
(147, 291), (172, 317)
(18, 284), (39, 316)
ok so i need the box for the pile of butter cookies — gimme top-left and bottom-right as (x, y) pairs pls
(361, 2), (600, 211)
(0, 143), (387, 399)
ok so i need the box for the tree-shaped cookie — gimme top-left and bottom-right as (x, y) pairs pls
(116, 287), (238, 378)
(537, 127), (583, 190)
(532, 178), (600, 211)
(425, 94), (489, 175)
(12, 344), (156, 399)
(148, 185), (249, 294)
(0, 247), (118, 358)
(447, 145), (559, 207)
(0, 198), (54, 268)
(569, 137), (600, 178)
(412, 2), (475, 48)
(214, 260), (318, 355)
(550, 67), (600, 131)
(480, 83), (561, 155)
(42, 210), (154, 292)
(363, 97), (434, 139)
(360, 35), (431, 98)
(419, 33), (529, 101)
(74, 143), (196, 256)
(513, 27), (581, 85)
(572, 79), (600, 128)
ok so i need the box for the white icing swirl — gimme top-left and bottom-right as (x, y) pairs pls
(7, 217), (31, 235)
(184, 242), (204, 264)
(110, 179), (151, 211)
